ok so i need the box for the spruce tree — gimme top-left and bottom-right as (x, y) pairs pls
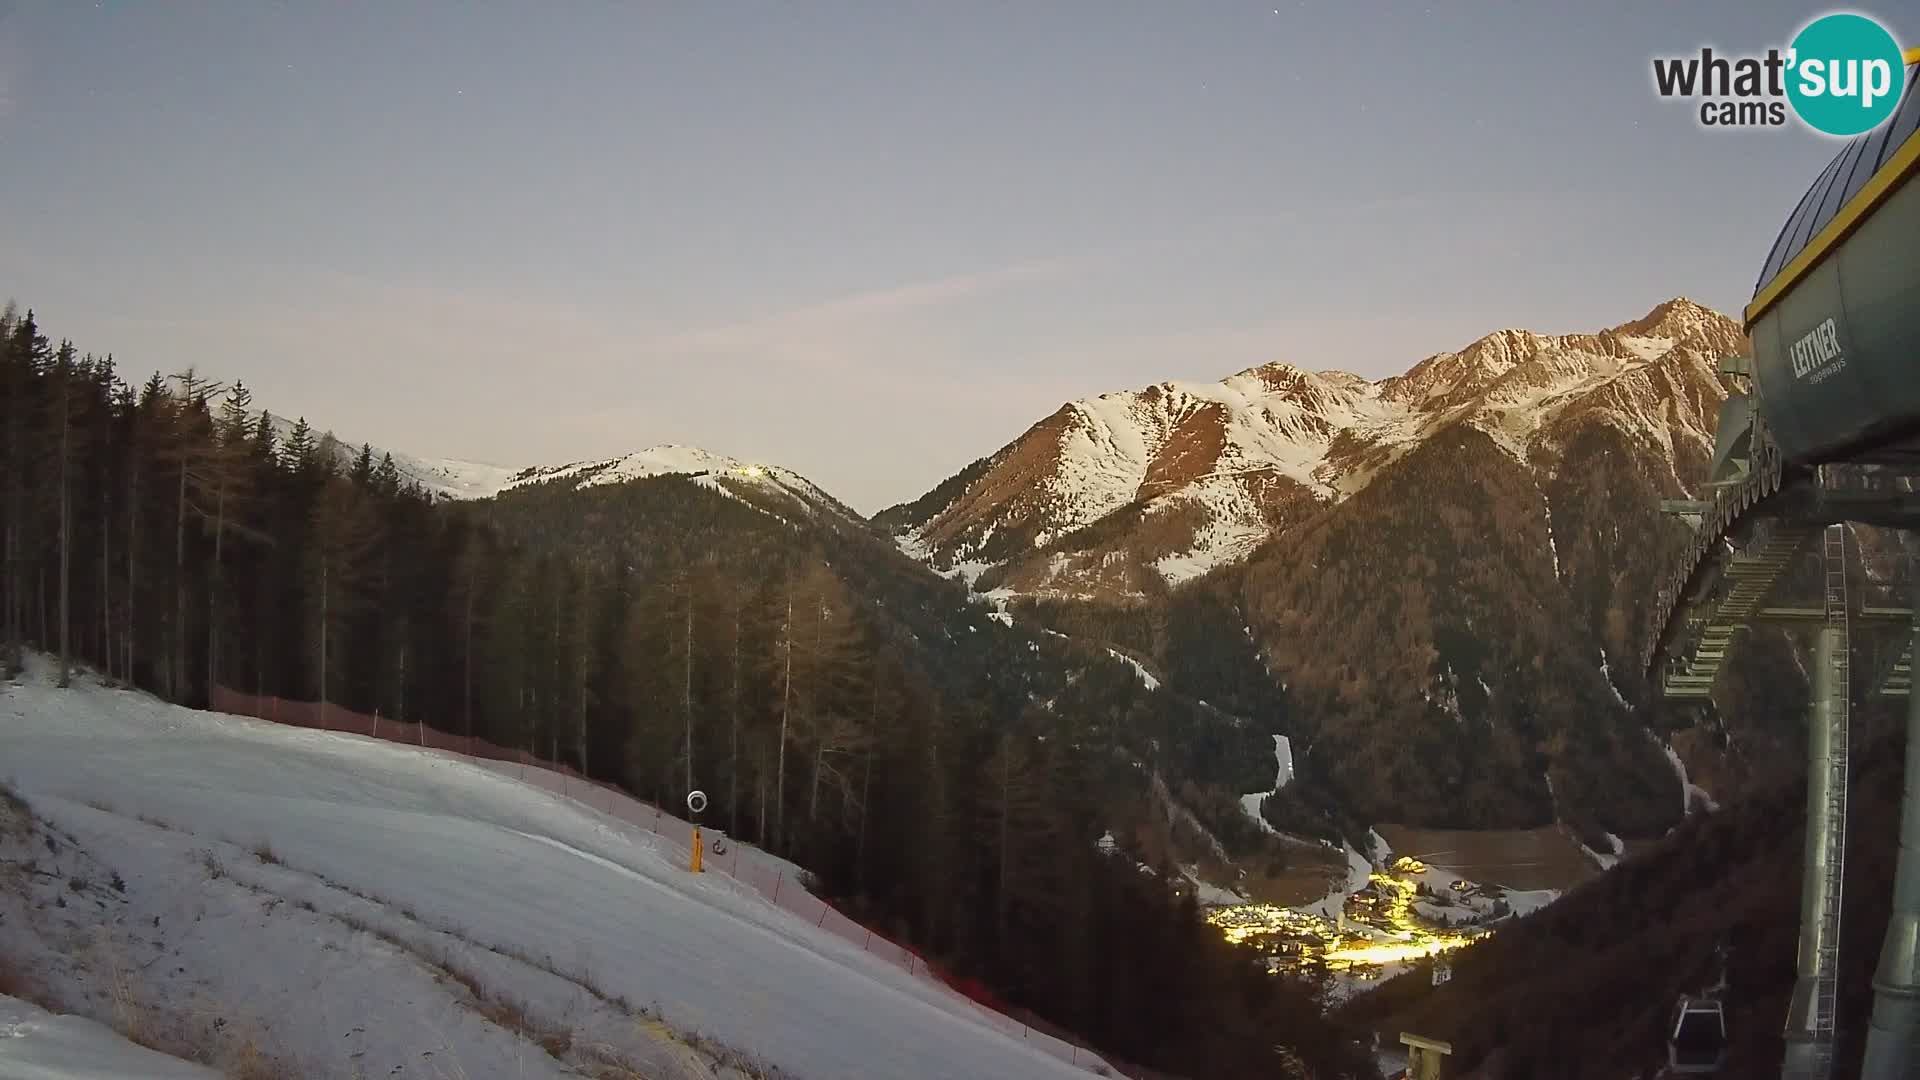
(373, 452), (401, 498)
(282, 417), (315, 475)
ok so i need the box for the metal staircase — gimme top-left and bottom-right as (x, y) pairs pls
(1663, 522), (1817, 699)
(1870, 549), (1919, 700)
(1872, 637), (1913, 698)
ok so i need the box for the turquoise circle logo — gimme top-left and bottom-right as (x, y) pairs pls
(1786, 13), (1907, 136)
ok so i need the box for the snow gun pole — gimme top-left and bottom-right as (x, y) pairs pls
(686, 789), (708, 873)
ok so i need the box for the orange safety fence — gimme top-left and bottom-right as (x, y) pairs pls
(207, 686), (1158, 1079)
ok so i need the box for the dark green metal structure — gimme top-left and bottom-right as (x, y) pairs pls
(1646, 65), (1920, 1080)
(1747, 73), (1920, 468)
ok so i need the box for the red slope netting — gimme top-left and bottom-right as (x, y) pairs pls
(209, 687), (1160, 1078)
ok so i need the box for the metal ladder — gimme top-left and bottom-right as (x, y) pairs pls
(1813, 521), (1852, 1075)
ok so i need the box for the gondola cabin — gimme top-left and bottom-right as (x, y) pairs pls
(1667, 997), (1727, 1074)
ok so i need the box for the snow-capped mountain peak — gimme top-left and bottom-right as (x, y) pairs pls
(495, 443), (853, 519)
(250, 411), (850, 521)
(882, 298), (1746, 598)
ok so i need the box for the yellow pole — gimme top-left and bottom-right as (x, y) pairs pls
(691, 826), (704, 873)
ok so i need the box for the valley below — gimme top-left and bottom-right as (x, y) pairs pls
(1201, 822), (1596, 996)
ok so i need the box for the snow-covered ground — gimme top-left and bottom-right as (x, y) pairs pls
(1237, 734), (1293, 834)
(1305, 843), (1376, 922)
(0, 660), (1106, 1080)
(1376, 847), (1561, 925)
(1657, 737), (1720, 815)
(1577, 831), (1626, 872)
(1105, 649), (1160, 691)
(0, 995), (220, 1079)
(1178, 866), (1246, 908)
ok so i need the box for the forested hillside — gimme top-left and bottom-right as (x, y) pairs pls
(885, 300), (1781, 837)
(0, 304), (1376, 1079)
(1338, 700), (1911, 1079)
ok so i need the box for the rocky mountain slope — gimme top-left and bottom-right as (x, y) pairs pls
(879, 298), (1739, 601)
(884, 298), (1762, 837)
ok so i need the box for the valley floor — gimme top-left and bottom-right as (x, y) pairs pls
(0, 658), (1103, 1080)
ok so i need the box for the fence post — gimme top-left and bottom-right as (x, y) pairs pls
(773, 874), (782, 903)
(817, 902), (829, 928)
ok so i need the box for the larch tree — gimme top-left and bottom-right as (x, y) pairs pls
(307, 476), (382, 710)
(122, 372), (171, 683)
(3, 310), (53, 677)
(448, 525), (491, 738)
(206, 381), (260, 695)
(48, 341), (80, 687)
(163, 368), (222, 701)
(724, 574), (747, 837)
(565, 562), (600, 778)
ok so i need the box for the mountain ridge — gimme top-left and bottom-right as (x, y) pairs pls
(278, 297), (1763, 835)
(273, 418), (857, 524)
(881, 296), (1740, 599)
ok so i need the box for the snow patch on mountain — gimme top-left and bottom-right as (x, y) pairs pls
(1599, 649), (1632, 710)
(501, 444), (844, 514)
(1108, 649), (1161, 691)
(1579, 831), (1626, 872)
(1543, 492), (1562, 579)
(255, 407), (844, 518)
(1657, 737), (1720, 815)
(1306, 843), (1377, 922)
(1150, 480), (1274, 584)
(396, 456), (525, 500)
(1180, 865), (1247, 907)
(1238, 735), (1294, 835)
(255, 412), (520, 502)
(1040, 365), (1403, 546)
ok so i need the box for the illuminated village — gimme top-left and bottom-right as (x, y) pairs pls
(1205, 857), (1522, 984)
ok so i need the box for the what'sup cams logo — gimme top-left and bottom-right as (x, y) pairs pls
(1652, 11), (1915, 135)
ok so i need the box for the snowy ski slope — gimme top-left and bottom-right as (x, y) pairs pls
(0, 662), (1106, 1080)
(0, 995), (220, 1079)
